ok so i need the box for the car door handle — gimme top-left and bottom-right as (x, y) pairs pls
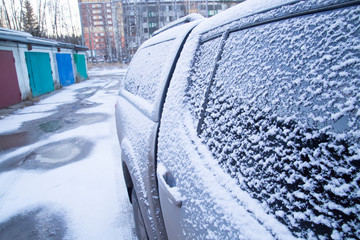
(158, 169), (183, 208)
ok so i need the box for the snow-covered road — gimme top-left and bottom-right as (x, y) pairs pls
(0, 67), (137, 239)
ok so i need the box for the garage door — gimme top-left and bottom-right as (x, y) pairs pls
(73, 54), (88, 80)
(56, 53), (75, 87)
(0, 50), (21, 108)
(25, 52), (54, 97)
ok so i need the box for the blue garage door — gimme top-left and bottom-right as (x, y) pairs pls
(56, 53), (75, 87)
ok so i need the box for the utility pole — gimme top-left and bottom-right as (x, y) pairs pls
(206, 0), (208, 17)
(78, 2), (85, 46)
(86, 3), (95, 62)
(112, 0), (123, 62)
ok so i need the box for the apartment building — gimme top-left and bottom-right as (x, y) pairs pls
(78, 0), (124, 62)
(78, 0), (242, 62)
(122, 0), (243, 59)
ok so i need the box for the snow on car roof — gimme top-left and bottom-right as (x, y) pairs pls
(153, 13), (204, 36)
(193, 0), (301, 35)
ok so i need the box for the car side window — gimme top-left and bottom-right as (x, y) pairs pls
(200, 6), (360, 239)
(184, 37), (221, 125)
(124, 39), (174, 103)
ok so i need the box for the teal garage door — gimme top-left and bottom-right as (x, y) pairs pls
(74, 54), (88, 80)
(25, 52), (54, 97)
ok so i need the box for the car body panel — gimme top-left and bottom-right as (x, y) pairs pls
(117, 0), (360, 239)
(156, 25), (292, 240)
(157, 0), (360, 239)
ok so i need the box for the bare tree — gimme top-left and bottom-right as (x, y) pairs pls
(1, 0), (80, 42)
(46, 0), (59, 37)
(19, 0), (24, 30)
(10, 0), (23, 30)
(1, 0), (13, 29)
(0, 0), (24, 30)
(0, 9), (3, 27)
(38, 0), (48, 35)
(53, 1), (59, 37)
(67, 0), (76, 37)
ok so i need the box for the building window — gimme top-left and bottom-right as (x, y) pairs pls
(149, 22), (157, 28)
(148, 11), (156, 17)
(209, 10), (218, 16)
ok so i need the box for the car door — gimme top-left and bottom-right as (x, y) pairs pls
(157, 29), (278, 240)
(115, 19), (203, 239)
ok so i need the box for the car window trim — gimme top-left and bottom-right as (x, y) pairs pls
(200, 0), (302, 39)
(196, 31), (229, 135)
(142, 38), (176, 49)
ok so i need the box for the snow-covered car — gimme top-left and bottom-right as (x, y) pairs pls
(115, 1), (360, 239)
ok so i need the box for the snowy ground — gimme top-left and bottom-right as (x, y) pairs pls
(0, 67), (137, 240)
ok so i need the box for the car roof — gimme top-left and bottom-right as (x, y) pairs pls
(193, 0), (301, 35)
(153, 13), (204, 36)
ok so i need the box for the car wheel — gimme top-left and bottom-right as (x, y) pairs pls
(131, 189), (149, 240)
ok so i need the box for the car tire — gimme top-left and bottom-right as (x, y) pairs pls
(131, 188), (149, 240)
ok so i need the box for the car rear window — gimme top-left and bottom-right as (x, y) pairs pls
(200, 6), (360, 239)
(124, 39), (174, 103)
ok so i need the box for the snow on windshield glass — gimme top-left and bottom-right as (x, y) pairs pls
(200, 5), (360, 239)
(124, 39), (174, 103)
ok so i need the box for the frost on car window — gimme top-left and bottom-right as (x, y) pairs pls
(185, 37), (221, 125)
(201, 7), (360, 239)
(124, 40), (174, 103)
